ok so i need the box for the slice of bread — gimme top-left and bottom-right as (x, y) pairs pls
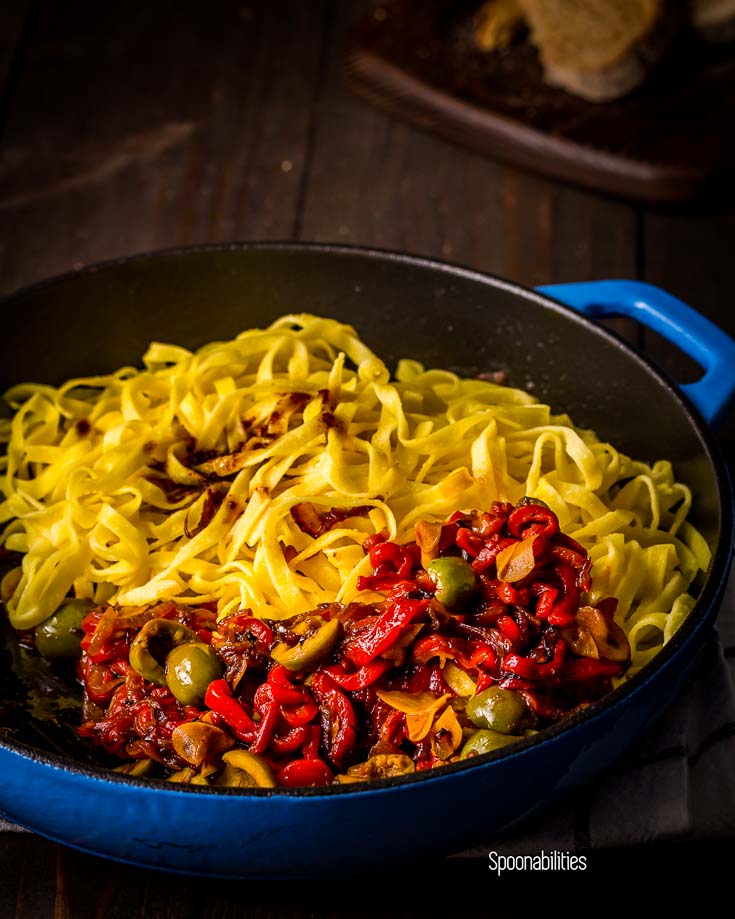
(517, 0), (677, 101)
(690, 0), (735, 40)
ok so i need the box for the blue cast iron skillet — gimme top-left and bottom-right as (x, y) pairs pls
(0, 243), (733, 877)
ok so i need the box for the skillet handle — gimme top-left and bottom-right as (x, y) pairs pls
(537, 280), (735, 427)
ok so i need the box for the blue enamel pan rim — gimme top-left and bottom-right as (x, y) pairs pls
(0, 241), (732, 799)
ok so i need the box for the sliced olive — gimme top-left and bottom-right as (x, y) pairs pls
(271, 616), (341, 672)
(113, 758), (155, 777)
(129, 617), (199, 685)
(190, 763), (219, 786)
(442, 661), (477, 697)
(34, 598), (95, 660)
(460, 729), (521, 759)
(426, 556), (478, 610)
(168, 766), (198, 784)
(216, 750), (276, 788)
(336, 774), (363, 785)
(466, 686), (531, 735)
(166, 642), (223, 706)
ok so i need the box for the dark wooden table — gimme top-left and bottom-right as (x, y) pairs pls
(1, 1), (734, 913)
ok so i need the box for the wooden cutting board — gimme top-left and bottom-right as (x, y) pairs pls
(347, 0), (735, 203)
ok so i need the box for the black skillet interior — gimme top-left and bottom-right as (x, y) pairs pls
(0, 243), (727, 761)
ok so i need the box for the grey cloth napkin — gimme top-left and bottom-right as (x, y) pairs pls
(2, 567), (734, 847)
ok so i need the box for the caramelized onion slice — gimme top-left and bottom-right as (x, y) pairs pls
(376, 690), (451, 742)
(171, 722), (234, 767)
(415, 519), (442, 569)
(430, 705), (463, 759)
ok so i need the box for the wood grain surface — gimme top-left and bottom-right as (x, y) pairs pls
(0, 1), (733, 914)
(347, 0), (735, 202)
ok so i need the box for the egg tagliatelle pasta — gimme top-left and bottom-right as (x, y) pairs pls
(0, 314), (711, 676)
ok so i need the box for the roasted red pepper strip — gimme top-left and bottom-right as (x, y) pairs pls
(411, 634), (458, 665)
(456, 640), (497, 672)
(319, 658), (391, 690)
(204, 679), (257, 741)
(489, 501), (514, 520)
(402, 661), (433, 693)
(378, 708), (405, 747)
(83, 659), (125, 705)
(253, 682), (273, 714)
(249, 688), (280, 756)
(270, 724), (310, 755)
(551, 546), (592, 591)
(357, 540), (416, 591)
(502, 639), (566, 680)
(302, 724), (322, 759)
(455, 527), (483, 557)
(471, 536), (517, 573)
(280, 695), (319, 728)
(356, 574), (401, 592)
(507, 504), (559, 539)
(265, 665), (319, 725)
(363, 530), (387, 552)
(474, 511), (507, 537)
(497, 614), (522, 646)
(277, 758), (333, 788)
(427, 664), (450, 695)
(237, 617), (275, 652)
(547, 564), (579, 627)
(85, 638), (132, 665)
(371, 541), (414, 576)
(563, 658), (622, 681)
(495, 581), (520, 605)
(267, 665), (308, 706)
(533, 583), (558, 620)
(311, 671), (357, 769)
(345, 597), (428, 667)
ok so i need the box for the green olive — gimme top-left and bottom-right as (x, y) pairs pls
(460, 729), (521, 759)
(165, 642), (223, 706)
(271, 616), (341, 672)
(216, 750), (276, 788)
(129, 617), (199, 685)
(465, 687), (531, 735)
(426, 556), (478, 609)
(34, 598), (95, 660)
